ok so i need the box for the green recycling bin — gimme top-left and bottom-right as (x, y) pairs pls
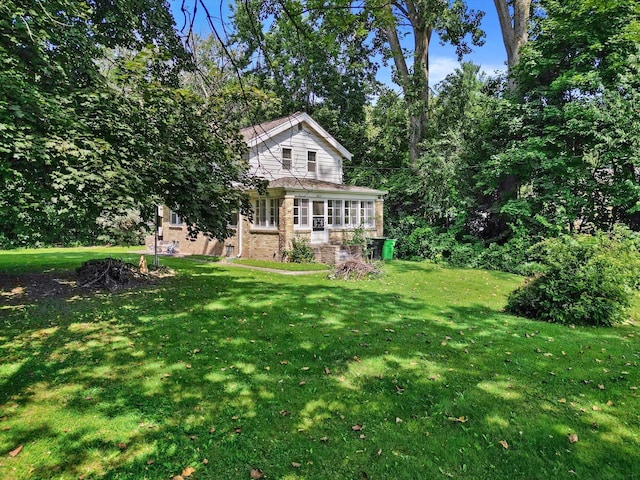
(382, 238), (397, 260)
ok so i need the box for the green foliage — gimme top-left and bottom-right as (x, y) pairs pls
(96, 210), (147, 246)
(282, 236), (316, 263)
(0, 1), (259, 248)
(496, 0), (640, 235)
(507, 227), (640, 326)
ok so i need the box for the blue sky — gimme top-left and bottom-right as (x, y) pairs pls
(168, 0), (508, 87)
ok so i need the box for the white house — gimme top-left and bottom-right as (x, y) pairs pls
(148, 112), (387, 264)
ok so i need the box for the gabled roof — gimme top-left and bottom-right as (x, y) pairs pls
(240, 112), (352, 160)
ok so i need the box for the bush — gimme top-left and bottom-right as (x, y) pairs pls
(506, 227), (640, 326)
(283, 236), (316, 263)
(96, 210), (147, 246)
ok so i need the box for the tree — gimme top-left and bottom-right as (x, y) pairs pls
(0, 0), (260, 247)
(485, 0), (640, 235)
(230, 0), (484, 165)
(494, 0), (533, 89)
(370, 0), (485, 163)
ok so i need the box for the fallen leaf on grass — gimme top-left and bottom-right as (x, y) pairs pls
(598, 384), (605, 390)
(447, 416), (468, 423)
(182, 466), (195, 477)
(291, 462), (302, 468)
(250, 468), (265, 479)
(8, 445), (23, 457)
(499, 440), (509, 449)
(352, 424), (363, 431)
(568, 434), (579, 444)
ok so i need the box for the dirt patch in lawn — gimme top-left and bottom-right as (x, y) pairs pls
(0, 265), (174, 305)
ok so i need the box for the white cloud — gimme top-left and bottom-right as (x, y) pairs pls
(429, 57), (507, 86)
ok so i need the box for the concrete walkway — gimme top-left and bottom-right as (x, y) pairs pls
(218, 259), (328, 275)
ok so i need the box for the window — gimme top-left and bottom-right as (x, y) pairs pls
(307, 151), (316, 173)
(169, 210), (182, 226)
(228, 211), (238, 228)
(344, 201), (358, 226)
(254, 198), (279, 228)
(294, 199), (309, 227)
(282, 148), (292, 170)
(328, 200), (343, 226)
(362, 201), (375, 227)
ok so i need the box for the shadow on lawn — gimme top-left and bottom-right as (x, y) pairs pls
(0, 261), (638, 479)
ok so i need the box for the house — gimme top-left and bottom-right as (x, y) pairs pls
(147, 112), (387, 264)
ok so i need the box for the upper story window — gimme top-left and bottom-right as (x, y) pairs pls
(307, 151), (316, 173)
(169, 210), (182, 226)
(282, 148), (292, 170)
(254, 198), (279, 228)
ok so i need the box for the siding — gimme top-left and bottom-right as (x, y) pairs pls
(247, 124), (343, 183)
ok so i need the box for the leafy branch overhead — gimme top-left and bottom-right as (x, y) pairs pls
(0, 0), (259, 247)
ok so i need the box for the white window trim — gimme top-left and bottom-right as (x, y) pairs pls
(282, 147), (292, 170)
(169, 210), (182, 226)
(294, 198), (310, 228)
(253, 197), (279, 229)
(307, 151), (317, 174)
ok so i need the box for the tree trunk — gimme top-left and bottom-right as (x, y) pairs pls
(382, 1), (432, 165)
(494, 0), (531, 91)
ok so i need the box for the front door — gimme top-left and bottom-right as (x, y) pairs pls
(311, 200), (328, 244)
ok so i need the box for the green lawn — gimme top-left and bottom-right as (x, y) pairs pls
(0, 247), (639, 479)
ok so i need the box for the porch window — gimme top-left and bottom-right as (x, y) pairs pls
(294, 198), (309, 227)
(328, 200), (343, 226)
(361, 201), (375, 227)
(344, 200), (359, 227)
(254, 198), (279, 227)
(307, 151), (316, 173)
(169, 210), (182, 226)
(282, 148), (292, 170)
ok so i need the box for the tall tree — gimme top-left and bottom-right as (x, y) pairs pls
(370, 0), (484, 163)
(231, 0), (484, 164)
(494, 0), (532, 83)
(483, 0), (640, 234)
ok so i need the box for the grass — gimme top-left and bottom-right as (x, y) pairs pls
(0, 247), (639, 479)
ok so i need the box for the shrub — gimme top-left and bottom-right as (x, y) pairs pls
(283, 236), (316, 263)
(506, 227), (640, 326)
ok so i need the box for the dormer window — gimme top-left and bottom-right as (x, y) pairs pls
(282, 148), (292, 170)
(307, 151), (316, 173)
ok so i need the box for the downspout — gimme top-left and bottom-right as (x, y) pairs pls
(236, 213), (243, 258)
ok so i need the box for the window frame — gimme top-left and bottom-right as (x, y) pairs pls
(294, 198), (310, 228)
(169, 210), (182, 226)
(282, 147), (292, 170)
(254, 197), (279, 228)
(307, 151), (317, 173)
